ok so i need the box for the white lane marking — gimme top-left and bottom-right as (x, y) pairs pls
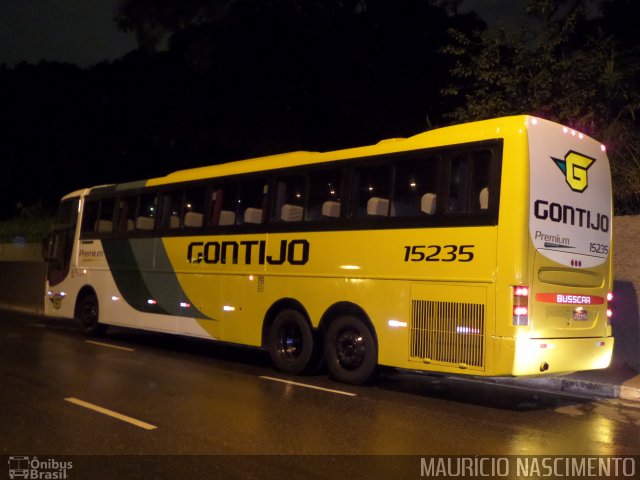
(85, 340), (135, 352)
(65, 397), (157, 430)
(260, 376), (357, 397)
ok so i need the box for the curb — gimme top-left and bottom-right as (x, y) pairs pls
(620, 376), (640, 402)
(0, 303), (45, 317)
(493, 373), (640, 403)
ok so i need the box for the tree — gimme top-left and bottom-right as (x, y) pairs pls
(441, 0), (640, 213)
(113, 0), (485, 157)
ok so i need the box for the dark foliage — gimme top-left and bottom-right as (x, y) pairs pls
(0, 0), (484, 219)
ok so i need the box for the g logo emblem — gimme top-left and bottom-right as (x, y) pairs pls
(552, 151), (595, 193)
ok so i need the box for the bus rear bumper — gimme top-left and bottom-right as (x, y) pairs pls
(494, 335), (614, 376)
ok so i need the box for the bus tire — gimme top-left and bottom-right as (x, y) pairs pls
(75, 291), (107, 337)
(267, 309), (315, 375)
(324, 315), (377, 385)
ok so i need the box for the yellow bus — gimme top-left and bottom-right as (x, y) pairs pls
(44, 115), (614, 384)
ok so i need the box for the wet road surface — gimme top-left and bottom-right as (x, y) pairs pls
(1, 310), (639, 478)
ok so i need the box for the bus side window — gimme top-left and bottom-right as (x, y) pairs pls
(116, 196), (136, 231)
(272, 174), (306, 222)
(470, 150), (492, 212)
(238, 178), (267, 224)
(393, 156), (439, 217)
(137, 193), (158, 230)
(81, 200), (100, 233)
(159, 190), (183, 229)
(307, 169), (342, 221)
(447, 149), (493, 214)
(212, 183), (240, 226)
(96, 198), (115, 232)
(183, 186), (206, 228)
(351, 165), (392, 218)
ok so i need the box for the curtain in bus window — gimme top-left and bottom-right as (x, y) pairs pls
(116, 196), (137, 231)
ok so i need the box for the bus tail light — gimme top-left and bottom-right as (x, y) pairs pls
(513, 286), (529, 326)
(606, 291), (613, 325)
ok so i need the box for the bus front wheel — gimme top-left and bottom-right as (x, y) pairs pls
(267, 309), (314, 375)
(75, 291), (107, 337)
(324, 315), (377, 385)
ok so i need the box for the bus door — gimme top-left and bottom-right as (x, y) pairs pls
(45, 197), (79, 287)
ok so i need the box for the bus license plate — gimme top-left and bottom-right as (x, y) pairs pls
(573, 310), (588, 321)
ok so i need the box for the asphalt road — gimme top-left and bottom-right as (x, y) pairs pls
(1, 309), (639, 479)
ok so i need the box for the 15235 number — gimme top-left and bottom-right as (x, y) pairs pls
(403, 244), (475, 262)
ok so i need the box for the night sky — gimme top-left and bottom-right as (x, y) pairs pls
(0, 0), (136, 66)
(0, 0), (524, 67)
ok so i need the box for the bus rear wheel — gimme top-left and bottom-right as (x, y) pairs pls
(324, 315), (377, 385)
(75, 291), (107, 337)
(267, 309), (315, 375)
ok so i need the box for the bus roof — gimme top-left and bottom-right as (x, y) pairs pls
(71, 115), (601, 197)
(145, 115), (537, 187)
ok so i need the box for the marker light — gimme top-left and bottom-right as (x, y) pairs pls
(147, 299), (157, 305)
(514, 286), (529, 297)
(607, 291), (613, 324)
(388, 320), (407, 328)
(223, 305), (236, 312)
(513, 285), (529, 326)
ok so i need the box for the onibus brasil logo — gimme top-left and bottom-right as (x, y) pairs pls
(552, 150), (595, 193)
(8, 456), (72, 479)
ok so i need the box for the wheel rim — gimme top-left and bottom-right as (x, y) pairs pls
(276, 323), (303, 360)
(80, 298), (98, 327)
(335, 328), (366, 371)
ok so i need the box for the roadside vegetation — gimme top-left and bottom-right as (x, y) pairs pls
(0, 203), (53, 243)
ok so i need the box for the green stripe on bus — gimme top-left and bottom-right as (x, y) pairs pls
(102, 238), (209, 319)
(130, 239), (209, 320)
(101, 238), (168, 314)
